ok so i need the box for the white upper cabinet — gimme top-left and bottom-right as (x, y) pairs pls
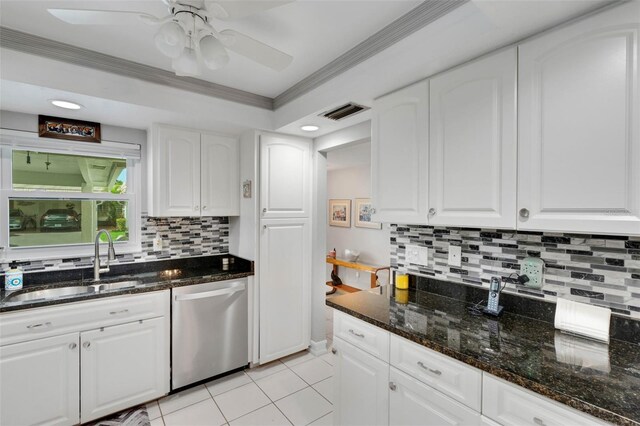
(372, 81), (429, 224)
(429, 48), (517, 229)
(201, 133), (240, 216)
(151, 126), (201, 217)
(149, 125), (239, 217)
(260, 134), (311, 218)
(518, 2), (640, 235)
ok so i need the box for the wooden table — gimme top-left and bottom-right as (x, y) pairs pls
(326, 257), (390, 292)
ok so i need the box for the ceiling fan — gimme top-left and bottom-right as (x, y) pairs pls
(47, 0), (294, 77)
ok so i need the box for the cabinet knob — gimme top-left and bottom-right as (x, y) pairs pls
(331, 348), (337, 355)
(389, 382), (397, 391)
(519, 208), (530, 219)
(203, 206), (207, 210)
(194, 205), (200, 211)
(533, 417), (546, 426)
(83, 341), (91, 349)
(428, 208), (436, 216)
(69, 343), (77, 350)
(263, 208), (267, 213)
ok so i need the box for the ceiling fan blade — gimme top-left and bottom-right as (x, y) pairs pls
(48, 9), (160, 25)
(209, 1), (294, 21)
(219, 29), (292, 71)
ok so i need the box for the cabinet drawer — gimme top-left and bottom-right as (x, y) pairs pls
(390, 334), (481, 411)
(0, 291), (169, 346)
(390, 367), (481, 426)
(482, 374), (608, 426)
(334, 310), (389, 362)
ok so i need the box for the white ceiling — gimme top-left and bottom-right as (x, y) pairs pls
(0, 0), (422, 98)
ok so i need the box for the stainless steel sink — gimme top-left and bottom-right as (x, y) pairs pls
(90, 281), (138, 292)
(5, 286), (91, 302)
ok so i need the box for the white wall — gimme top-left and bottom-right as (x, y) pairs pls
(326, 143), (390, 289)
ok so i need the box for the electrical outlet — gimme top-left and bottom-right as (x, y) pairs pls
(448, 245), (462, 267)
(521, 257), (544, 289)
(406, 245), (429, 267)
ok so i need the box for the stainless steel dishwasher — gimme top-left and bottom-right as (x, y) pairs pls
(171, 278), (248, 390)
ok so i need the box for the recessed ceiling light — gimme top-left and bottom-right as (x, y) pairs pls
(301, 125), (319, 132)
(50, 100), (83, 110)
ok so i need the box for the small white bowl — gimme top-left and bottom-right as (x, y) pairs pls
(343, 249), (360, 262)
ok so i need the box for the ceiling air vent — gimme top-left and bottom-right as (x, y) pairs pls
(320, 102), (369, 121)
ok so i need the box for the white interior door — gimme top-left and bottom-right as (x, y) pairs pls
(0, 333), (80, 426)
(152, 126), (201, 217)
(260, 134), (311, 218)
(429, 48), (517, 228)
(371, 80), (429, 224)
(333, 337), (389, 426)
(259, 218), (310, 363)
(517, 2), (640, 235)
(80, 317), (169, 422)
(201, 133), (240, 216)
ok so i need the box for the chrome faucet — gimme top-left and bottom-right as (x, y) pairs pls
(94, 229), (116, 281)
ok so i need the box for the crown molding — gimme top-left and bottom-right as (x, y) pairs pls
(0, 27), (274, 110)
(0, 1), (467, 112)
(273, 0), (469, 109)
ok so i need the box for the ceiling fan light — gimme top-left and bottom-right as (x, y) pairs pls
(155, 21), (186, 59)
(172, 48), (200, 77)
(199, 36), (229, 70)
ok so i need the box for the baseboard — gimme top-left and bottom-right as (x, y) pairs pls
(309, 339), (328, 356)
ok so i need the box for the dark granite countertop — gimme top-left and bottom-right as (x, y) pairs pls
(1, 255), (253, 313)
(327, 283), (640, 426)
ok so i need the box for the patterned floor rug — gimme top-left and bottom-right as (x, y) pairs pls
(86, 405), (149, 426)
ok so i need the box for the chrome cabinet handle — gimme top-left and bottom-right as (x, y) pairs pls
(83, 341), (91, 349)
(417, 361), (442, 376)
(519, 208), (530, 218)
(348, 329), (365, 338)
(109, 309), (129, 315)
(533, 417), (546, 426)
(331, 348), (337, 354)
(428, 208), (436, 216)
(389, 382), (397, 391)
(27, 322), (51, 329)
(69, 343), (77, 350)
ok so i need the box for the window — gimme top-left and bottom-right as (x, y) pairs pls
(1, 135), (141, 260)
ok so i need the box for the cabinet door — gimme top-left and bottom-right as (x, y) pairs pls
(0, 333), (80, 426)
(259, 218), (310, 363)
(80, 317), (169, 422)
(389, 367), (481, 426)
(333, 337), (389, 426)
(151, 126), (201, 217)
(429, 48), (517, 228)
(371, 81), (429, 224)
(518, 2), (640, 235)
(260, 134), (311, 218)
(201, 133), (240, 216)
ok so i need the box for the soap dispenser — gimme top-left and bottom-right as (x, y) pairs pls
(4, 261), (23, 291)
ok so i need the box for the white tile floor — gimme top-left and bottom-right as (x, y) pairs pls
(147, 307), (337, 426)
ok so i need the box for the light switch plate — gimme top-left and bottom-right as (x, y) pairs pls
(406, 245), (429, 267)
(448, 245), (462, 267)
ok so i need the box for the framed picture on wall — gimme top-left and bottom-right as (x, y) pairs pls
(329, 199), (351, 227)
(355, 198), (382, 229)
(38, 115), (101, 143)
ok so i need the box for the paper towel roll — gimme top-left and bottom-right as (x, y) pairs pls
(554, 298), (611, 343)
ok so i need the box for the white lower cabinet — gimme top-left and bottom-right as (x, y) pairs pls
(0, 332), (80, 426)
(333, 337), (389, 426)
(81, 317), (168, 422)
(390, 367), (481, 426)
(0, 291), (169, 425)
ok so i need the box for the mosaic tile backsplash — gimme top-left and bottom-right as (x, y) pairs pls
(390, 225), (640, 319)
(1, 215), (229, 273)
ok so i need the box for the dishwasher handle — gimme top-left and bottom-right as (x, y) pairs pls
(174, 283), (246, 302)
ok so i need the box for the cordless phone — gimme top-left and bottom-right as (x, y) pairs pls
(483, 277), (504, 316)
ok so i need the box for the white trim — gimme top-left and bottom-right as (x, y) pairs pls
(309, 339), (328, 356)
(0, 129), (141, 159)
